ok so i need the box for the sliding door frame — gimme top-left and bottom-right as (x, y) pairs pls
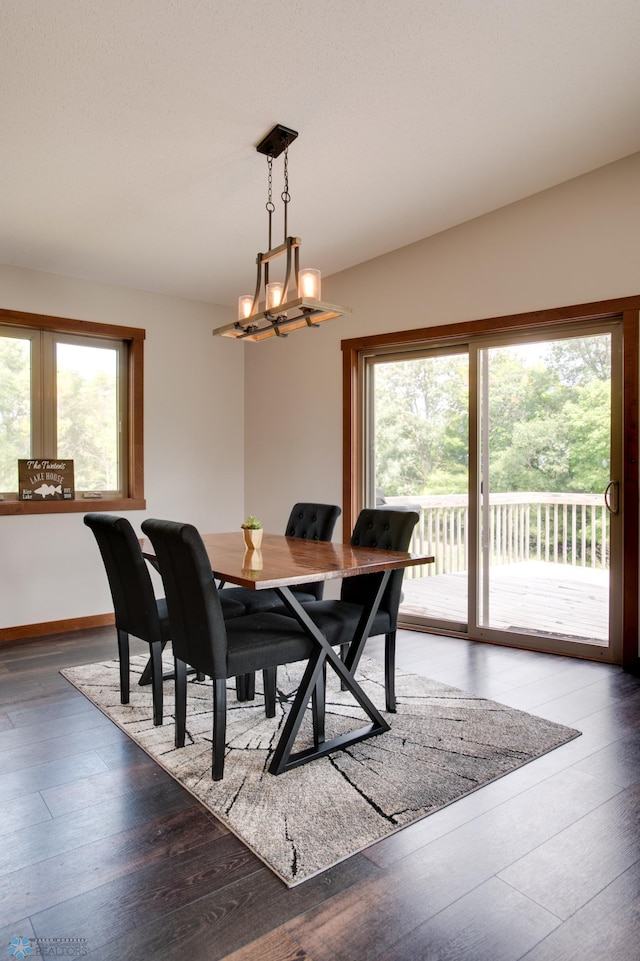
(342, 295), (640, 671)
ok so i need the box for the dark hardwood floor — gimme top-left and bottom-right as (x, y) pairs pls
(1, 626), (639, 960)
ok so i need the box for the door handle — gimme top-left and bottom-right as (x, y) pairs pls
(604, 480), (619, 515)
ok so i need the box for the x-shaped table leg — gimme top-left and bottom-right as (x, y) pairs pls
(268, 575), (392, 775)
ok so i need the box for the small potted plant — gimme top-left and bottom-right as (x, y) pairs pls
(241, 514), (263, 550)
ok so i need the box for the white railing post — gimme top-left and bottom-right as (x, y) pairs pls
(384, 490), (608, 579)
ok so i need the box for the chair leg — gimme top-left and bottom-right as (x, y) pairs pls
(236, 672), (256, 701)
(150, 640), (164, 726)
(174, 658), (187, 748)
(117, 629), (130, 704)
(212, 678), (227, 781)
(236, 674), (247, 701)
(384, 631), (397, 712)
(263, 667), (277, 717)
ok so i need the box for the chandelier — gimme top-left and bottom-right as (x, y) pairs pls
(212, 124), (351, 342)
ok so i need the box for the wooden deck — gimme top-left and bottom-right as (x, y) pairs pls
(401, 560), (608, 644)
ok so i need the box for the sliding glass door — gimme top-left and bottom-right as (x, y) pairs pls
(363, 321), (623, 661)
(471, 327), (622, 659)
(364, 346), (470, 632)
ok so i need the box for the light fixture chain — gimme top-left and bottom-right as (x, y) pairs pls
(266, 154), (274, 211)
(266, 153), (275, 255)
(282, 143), (290, 203)
(282, 142), (290, 240)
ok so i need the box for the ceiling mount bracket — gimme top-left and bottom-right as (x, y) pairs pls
(256, 124), (298, 157)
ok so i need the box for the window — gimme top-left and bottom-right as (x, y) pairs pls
(0, 308), (145, 514)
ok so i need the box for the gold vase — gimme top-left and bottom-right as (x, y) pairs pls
(242, 527), (263, 550)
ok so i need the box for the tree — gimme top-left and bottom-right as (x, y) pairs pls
(372, 334), (611, 499)
(490, 414), (572, 491)
(57, 368), (118, 490)
(374, 354), (468, 496)
(0, 336), (31, 490)
(564, 379), (611, 493)
(545, 336), (610, 386)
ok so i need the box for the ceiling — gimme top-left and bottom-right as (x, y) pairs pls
(2, 1), (640, 307)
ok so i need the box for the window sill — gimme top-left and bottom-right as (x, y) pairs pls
(0, 498), (146, 516)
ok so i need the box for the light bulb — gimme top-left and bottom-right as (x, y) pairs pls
(298, 268), (321, 300)
(238, 295), (253, 320)
(266, 283), (284, 311)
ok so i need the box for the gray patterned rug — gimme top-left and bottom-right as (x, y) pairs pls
(61, 653), (579, 886)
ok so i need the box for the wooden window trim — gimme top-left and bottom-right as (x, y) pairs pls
(0, 307), (145, 515)
(342, 294), (640, 671)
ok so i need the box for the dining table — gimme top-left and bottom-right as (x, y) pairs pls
(140, 530), (433, 775)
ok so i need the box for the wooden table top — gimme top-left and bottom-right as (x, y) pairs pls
(140, 530), (434, 590)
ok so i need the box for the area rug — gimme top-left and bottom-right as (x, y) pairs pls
(61, 654), (580, 886)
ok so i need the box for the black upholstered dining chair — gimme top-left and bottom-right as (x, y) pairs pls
(219, 502), (341, 613)
(141, 518), (319, 780)
(84, 512), (172, 727)
(280, 508), (419, 712)
(84, 513), (246, 727)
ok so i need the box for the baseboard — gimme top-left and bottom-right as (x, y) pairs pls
(0, 613), (115, 644)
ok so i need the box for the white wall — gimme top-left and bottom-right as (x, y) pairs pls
(244, 153), (640, 535)
(3, 152), (640, 633)
(1, 264), (244, 630)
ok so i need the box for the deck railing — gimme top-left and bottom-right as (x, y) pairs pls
(383, 492), (609, 578)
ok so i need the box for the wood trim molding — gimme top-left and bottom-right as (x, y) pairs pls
(0, 613), (115, 644)
(0, 498), (146, 516)
(0, 306), (146, 515)
(622, 309), (639, 670)
(342, 344), (360, 541)
(0, 306), (143, 342)
(341, 294), (640, 354)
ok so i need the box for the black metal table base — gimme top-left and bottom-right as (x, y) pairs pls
(268, 578), (391, 776)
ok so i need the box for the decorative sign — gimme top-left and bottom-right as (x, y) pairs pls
(18, 459), (75, 501)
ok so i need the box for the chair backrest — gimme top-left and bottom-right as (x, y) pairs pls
(84, 513), (163, 642)
(141, 518), (227, 678)
(341, 508), (419, 628)
(285, 502), (341, 540)
(285, 502), (341, 600)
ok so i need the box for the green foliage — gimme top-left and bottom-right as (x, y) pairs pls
(56, 367), (118, 490)
(490, 415), (572, 491)
(241, 515), (262, 529)
(373, 335), (611, 498)
(0, 336), (31, 490)
(546, 336), (611, 386)
(564, 379), (611, 492)
(0, 334), (119, 492)
(374, 354), (468, 496)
